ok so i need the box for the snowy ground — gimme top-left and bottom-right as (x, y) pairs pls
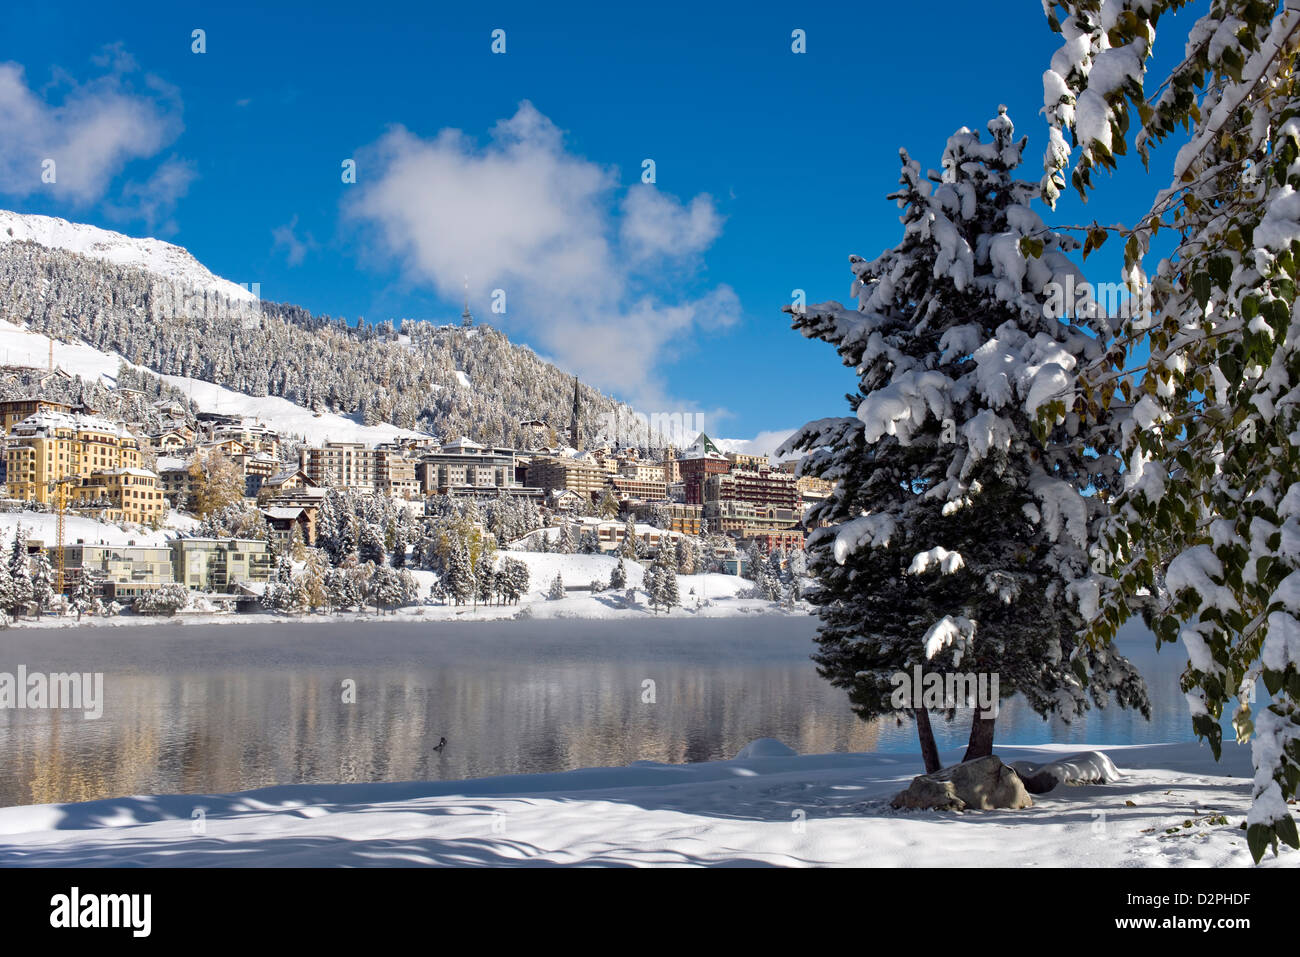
(0, 740), (1290, 867)
(0, 510), (174, 547)
(156, 373), (427, 446)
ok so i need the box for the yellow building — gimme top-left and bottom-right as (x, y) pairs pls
(0, 398), (73, 435)
(5, 412), (163, 524)
(70, 468), (167, 525)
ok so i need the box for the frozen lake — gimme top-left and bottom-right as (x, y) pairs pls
(0, 616), (1215, 807)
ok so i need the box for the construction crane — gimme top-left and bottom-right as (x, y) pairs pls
(47, 475), (75, 595)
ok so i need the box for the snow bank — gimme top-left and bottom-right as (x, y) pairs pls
(734, 738), (798, 759)
(0, 511), (172, 547)
(0, 741), (1288, 868)
(1010, 751), (1123, 793)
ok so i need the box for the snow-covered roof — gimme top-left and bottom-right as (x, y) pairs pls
(443, 436), (485, 451)
(11, 410), (143, 442)
(266, 469), (306, 484)
(680, 432), (727, 460)
(93, 467), (159, 478)
(262, 506), (306, 520)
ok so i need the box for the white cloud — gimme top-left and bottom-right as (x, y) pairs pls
(104, 156), (195, 236)
(345, 101), (737, 407)
(620, 184), (721, 261)
(0, 49), (183, 211)
(272, 214), (316, 266)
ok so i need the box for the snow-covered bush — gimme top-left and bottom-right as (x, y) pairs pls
(134, 584), (191, 616)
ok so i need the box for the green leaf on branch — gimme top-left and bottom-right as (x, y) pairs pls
(1209, 256), (1233, 291)
(1277, 814), (1300, 850)
(1192, 273), (1212, 310)
(1247, 823), (1275, 863)
(1019, 237), (1044, 259)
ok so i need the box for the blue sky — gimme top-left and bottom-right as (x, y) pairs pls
(3, 0), (1185, 449)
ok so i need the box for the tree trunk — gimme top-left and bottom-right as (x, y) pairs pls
(963, 713), (996, 762)
(913, 708), (942, 773)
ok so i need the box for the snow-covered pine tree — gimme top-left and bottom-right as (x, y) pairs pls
(598, 488), (621, 519)
(68, 572), (101, 616)
(620, 516), (638, 558)
(367, 565), (405, 613)
(287, 523), (306, 562)
(323, 566), (348, 613)
(547, 572), (566, 601)
(495, 556), (524, 604)
(648, 503), (672, 530)
(261, 555), (292, 612)
(642, 561), (661, 612)
(282, 573), (310, 615)
(1036, 0), (1300, 860)
(759, 551), (783, 602)
(427, 575), (447, 605)
(8, 529), (33, 617)
(558, 522), (577, 555)
(781, 108), (1149, 771)
(787, 548), (806, 601)
(451, 540), (475, 606)
(506, 556), (530, 603)
(0, 559), (15, 616)
(657, 544), (679, 610)
(345, 557), (372, 610)
(475, 551), (496, 607)
(358, 520), (387, 567)
(300, 550), (330, 611)
(30, 551), (55, 615)
(675, 536), (700, 576)
(398, 569), (420, 606)
(316, 493), (342, 562)
(610, 556), (628, 590)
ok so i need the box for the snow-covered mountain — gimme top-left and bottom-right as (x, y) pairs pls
(0, 317), (425, 446)
(0, 209), (258, 303)
(0, 210), (629, 448)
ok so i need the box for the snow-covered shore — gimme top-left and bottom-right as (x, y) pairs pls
(11, 593), (806, 629)
(0, 740), (1292, 867)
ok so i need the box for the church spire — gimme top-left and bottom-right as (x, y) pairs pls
(570, 375), (581, 449)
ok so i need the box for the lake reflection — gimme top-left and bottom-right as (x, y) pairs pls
(0, 616), (1207, 807)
